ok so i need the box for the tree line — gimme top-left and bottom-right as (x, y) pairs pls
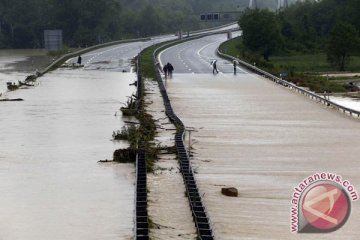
(239, 0), (360, 71)
(0, 0), (301, 49)
(0, 0), (257, 49)
(0, 0), (201, 48)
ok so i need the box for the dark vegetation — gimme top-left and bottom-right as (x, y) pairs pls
(238, 0), (360, 70)
(113, 125), (138, 141)
(112, 51), (159, 172)
(0, 0), (300, 49)
(226, 0), (360, 93)
(112, 108), (158, 169)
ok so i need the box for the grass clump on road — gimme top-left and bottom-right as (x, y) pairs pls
(112, 47), (159, 172)
(113, 125), (138, 141)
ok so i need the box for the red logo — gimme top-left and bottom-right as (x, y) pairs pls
(300, 183), (351, 232)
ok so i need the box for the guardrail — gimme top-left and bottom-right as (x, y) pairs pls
(217, 49), (360, 118)
(134, 146), (149, 240)
(189, 22), (239, 36)
(153, 43), (215, 240)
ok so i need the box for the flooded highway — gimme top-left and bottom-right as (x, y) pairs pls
(159, 33), (360, 239)
(2, 26), (359, 239)
(166, 73), (360, 240)
(0, 31), (226, 240)
(0, 48), (138, 239)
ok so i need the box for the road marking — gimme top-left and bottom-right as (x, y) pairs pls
(197, 42), (215, 58)
(70, 43), (136, 65)
(158, 43), (184, 66)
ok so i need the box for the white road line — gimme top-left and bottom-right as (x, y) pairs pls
(158, 43), (185, 67)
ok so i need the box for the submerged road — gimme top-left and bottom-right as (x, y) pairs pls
(0, 34), (178, 240)
(159, 34), (360, 239)
(0, 25), (239, 240)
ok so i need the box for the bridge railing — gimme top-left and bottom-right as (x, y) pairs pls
(217, 49), (360, 118)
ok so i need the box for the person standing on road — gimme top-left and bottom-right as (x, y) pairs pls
(167, 62), (174, 78)
(163, 64), (169, 78)
(233, 60), (237, 75)
(211, 60), (219, 74)
(77, 55), (82, 65)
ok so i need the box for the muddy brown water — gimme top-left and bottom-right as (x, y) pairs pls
(167, 73), (360, 240)
(0, 50), (136, 239)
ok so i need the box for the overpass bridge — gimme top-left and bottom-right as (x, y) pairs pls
(249, 0), (309, 9)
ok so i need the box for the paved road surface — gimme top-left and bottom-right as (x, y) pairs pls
(0, 35), (180, 239)
(66, 35), (175, 71)
(159, 33), (241, 74)
(65, 23), (239, 72)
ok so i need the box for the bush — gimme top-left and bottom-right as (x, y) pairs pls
(113, 148), (137, 163)
(113, 125), (138, 141)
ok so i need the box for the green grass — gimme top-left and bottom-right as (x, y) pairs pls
(220, 37), (360, 73)
(220, 39), (241, 58)
(141, 45), (158, 79)
(219, 37), (360, 93)
(271, 54), (360, 73)
(271, 54), (330, 72)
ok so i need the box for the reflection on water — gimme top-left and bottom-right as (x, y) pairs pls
(0, 69), (135, 239)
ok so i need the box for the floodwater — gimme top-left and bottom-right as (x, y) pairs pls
(167, 73), (360, 239)
(0, 49), (51, 94)
(329, 96), (360, 112)
(0, 54), (136, 239)
(145, 81), (197, 239)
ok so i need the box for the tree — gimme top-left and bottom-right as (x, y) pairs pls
(239, 9), (282, 61)
(136, 5), (165, 37)
(326, 22), (359, 71)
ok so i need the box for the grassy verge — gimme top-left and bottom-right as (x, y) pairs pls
(270, 54), (360, 73)
(219, 37), (360, 93)
(141, 45), (158, 79)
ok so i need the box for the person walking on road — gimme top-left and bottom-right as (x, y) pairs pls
(211, 60), (219, 74)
